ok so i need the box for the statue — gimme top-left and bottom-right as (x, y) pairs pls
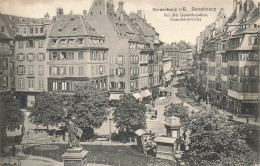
(68, 120), (83, 149)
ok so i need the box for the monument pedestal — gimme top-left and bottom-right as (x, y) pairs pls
(62, 147), (88, 166)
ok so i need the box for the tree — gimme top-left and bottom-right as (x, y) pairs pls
(113, 94), (146, 139)
(30, 84), (109, 132)
(29, 91), (65, 128)
(185, 109), (258, 166)
(67, 84), (109, 128)
(164, 102), (189, 124)
(0, 92), (24, 151)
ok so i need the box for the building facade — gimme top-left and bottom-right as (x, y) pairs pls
(47, 9), (109, 94)
(195, 0), (260, 114)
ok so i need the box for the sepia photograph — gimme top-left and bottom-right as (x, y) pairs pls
(0, 0), (259, 165)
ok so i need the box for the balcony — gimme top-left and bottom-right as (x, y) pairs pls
(228, 89), (259, 100)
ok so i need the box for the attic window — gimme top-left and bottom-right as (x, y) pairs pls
(254, 24), (257, 28)
(58, 29), (62, 32)
(9, 16), (14, 20)
(32, 21), (35, 23)
(70, 18), (75, 21)
(73, 28), (77, 32)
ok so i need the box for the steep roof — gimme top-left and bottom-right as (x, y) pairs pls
(49, 14), (102, 37)
(0, 13), (51, 38)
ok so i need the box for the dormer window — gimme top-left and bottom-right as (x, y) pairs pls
(68, 39), (75, 46)
(70, 18), (75, 21)
(58, 29), (62, 32)
(32, 21), (35, 24)
(9, 16), (14, 20)
(52, 39), (58, 46)
(78, 38), (84, 45)
(61, 39), (66, 46)
(73, 28), (77, 32)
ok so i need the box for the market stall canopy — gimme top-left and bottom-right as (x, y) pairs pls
(132, 92), (142, 99)
(159, 86), (166, 91)
(176, 71), (182, 75)
(135, 129), (151, 136)
(154, 136), (177, 144)
(109, 94), (123, 100)
(140, 89), (152, 97)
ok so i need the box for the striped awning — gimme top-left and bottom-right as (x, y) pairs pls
(109, 94), (123, 100)
(132, 92), (142, 99)
(140, 89), (152, 97)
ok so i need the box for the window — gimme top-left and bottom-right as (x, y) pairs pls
(78, 38), (84, 45)
(40, 27), (43, 33)
(117, 55), (124, 64)
(62, 82), (67, 91)
(68, 39), (75, 45)
(2, 76), (7, 88)
(27, 53), (35, 61)
(78, 51), (83, 60)
(27, 40), (34, 48)
(79, 66), (84, 75)
(68, 52), (74, 60)
(50, 52), (59, 60)
(35, 27), (38, 33)
(37, 53), (45, 60)
(52, 39), (58, 46)
(53, 82), (58, 91)
(38, 65), (44, 75)
(61, 39), (66, 46)
(38, 79), (44, 90)
(30, 27), (33, 34)
(38, 40), (44, 48)
(28, 65), (34, 75)
(99, 65), (103, 74)
(58, 29), (62, 32)
(61, 52), (67, 60)
(69, 66), (74, 74)
(50, 66), (59, 75)
(18, 79), (24, 89)
(18, 41), (24, 48)
(17, 65), (25, 74)
(28, 79), (34, 89)
(1, 26), (4, 32)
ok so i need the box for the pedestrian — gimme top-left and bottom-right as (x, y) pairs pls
(182, 131), (187, 140)
(12, 144), (16, 157)
(246, 117), (249, 123)
(21, 125), (25, 136)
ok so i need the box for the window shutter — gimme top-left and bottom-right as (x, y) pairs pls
(248, 36), (251, 45)
(17, 66), (19, 74)
(36, 53), (39, 60)
(49, 66), (52, 75)
(49, 53), (52, 60)
(43, 53), (45, 60)
(123, 68), (125, 75)
(116, 68), (118, 75)
(57, 52), (60, 60)
(26, 54), (28, 60)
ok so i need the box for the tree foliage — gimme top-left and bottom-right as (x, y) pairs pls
(29, 91), (65, 127)
(29, 84), (109, 129)
(68, 85), (109, 128)
(0, 92), (24, 150)
(113, 94), (146, 133)
(164, 102), (189, 124)
(185, 109), (258, 166)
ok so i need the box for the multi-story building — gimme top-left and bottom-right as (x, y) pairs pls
(0, 14), (15, 92)
(177, 41), (193, 70)
(86, 0), (162, 101)
(195, 0), (260, 114)
(47, 9), (108, 94)
(14, 15), (51, 107)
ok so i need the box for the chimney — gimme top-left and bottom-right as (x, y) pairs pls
(44, 13), (49, 20)
(56, 8), (63, 19)
(83, 10), (87, 19)
(171, 42), (176, 48)
(258, 2), (260, 13)
(236, 1), (241, 16)
(246, 0), (250, 11)
(233, 0), (237, 11)
(118, 1), (124, 11)
(52, 16), (56, 21)
(137, 10), (142, 18)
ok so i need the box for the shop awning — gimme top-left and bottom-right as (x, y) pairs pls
(109, 94), (123, 100)
(154, 136), (177, 144)
(132, 92), (142, 99)
(140, 89), (152, 97)
(176, 71), (182, 75)
(159, 86), (166, 91)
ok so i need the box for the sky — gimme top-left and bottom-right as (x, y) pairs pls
(0, 0), (259, 45)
